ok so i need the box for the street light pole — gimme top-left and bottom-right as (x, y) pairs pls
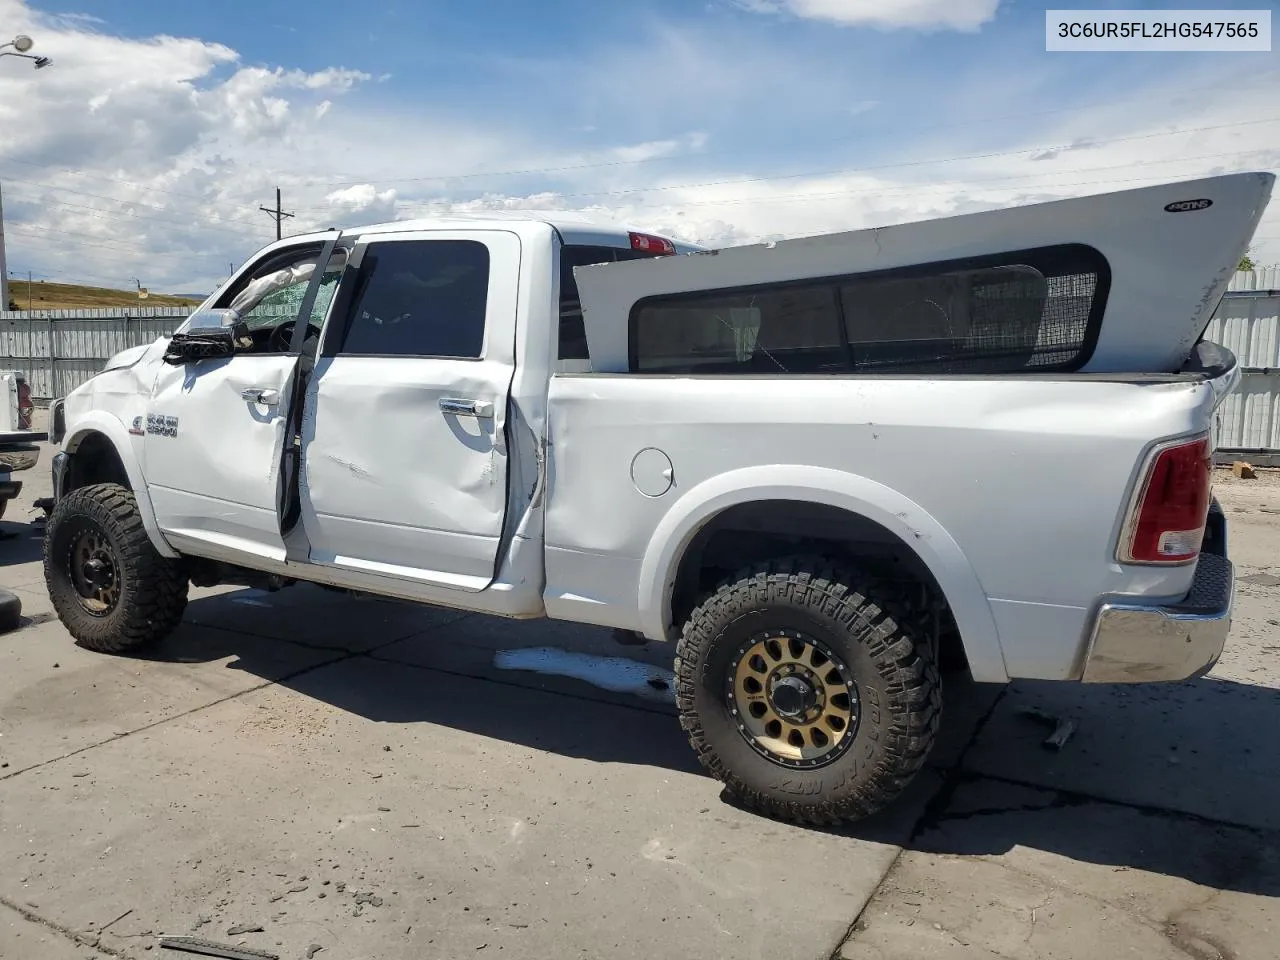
(1, 35), (52, 311)
(1, 35), (52, 69)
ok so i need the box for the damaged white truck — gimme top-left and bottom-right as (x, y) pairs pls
(42, 172), (1270, 824)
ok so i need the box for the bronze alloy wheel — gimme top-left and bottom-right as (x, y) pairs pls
(67, 524), (122, 616)
(727, 629), (860, 768)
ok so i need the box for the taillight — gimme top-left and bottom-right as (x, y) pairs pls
(16, 379), (33, 431)
(629, 232), (676, 255)
(1120, 434), (1212, 564)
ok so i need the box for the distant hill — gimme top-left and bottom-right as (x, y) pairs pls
(5, 280), (203, 312)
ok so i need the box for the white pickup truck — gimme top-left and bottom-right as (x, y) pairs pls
(42, 172), (1270, 824)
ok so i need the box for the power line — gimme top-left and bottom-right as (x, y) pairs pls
(297, 81), (1280, 190)
(0, 76), (1270, 206)
(0, 191), (266, 239)
(0, 174), (274, 231)
(518, 117), (1280, 205)
(4, 114), (1275, 248)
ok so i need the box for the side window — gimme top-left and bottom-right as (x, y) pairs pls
(631, 285), (845, 374)
(629, 245), (1107, 375)
(206, 245), (345, 356)
(337, 240), (490, 358)
(841, 265), (1050, 374)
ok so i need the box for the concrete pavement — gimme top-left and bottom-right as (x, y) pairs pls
(1, 419), (1276, 959)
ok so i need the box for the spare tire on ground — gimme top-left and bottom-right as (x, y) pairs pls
(0, 444), (41, 473)
(0, 588), (22, 634)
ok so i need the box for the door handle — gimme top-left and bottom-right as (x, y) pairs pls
(241, 387), (280, 405)
(439, 397), (494, 419)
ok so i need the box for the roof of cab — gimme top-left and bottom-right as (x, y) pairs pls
(282, 211), (704, 254)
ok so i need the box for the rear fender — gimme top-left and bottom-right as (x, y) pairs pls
(64, 411), (178, 559)
(637, 464), (1008, 683)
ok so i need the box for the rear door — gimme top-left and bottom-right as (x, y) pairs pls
(295, 230), (521, 591)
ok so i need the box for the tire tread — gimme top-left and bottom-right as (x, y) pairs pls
(44, 483), (188, 653)
(674, 556), (941, 826)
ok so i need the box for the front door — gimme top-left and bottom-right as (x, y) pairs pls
(297, 230), (520, 591)
(144, 239), (343, 563)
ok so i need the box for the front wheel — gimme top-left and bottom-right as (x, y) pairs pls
(674, 558), (941, 825)
(44, 483), (189, 653)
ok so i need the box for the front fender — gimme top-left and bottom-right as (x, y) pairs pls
(636, 464), (1008, 683)
(64, 411), (178, 559)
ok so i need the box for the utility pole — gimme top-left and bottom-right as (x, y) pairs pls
(259, 186), (294, 241)
(0, 182), (8, 310)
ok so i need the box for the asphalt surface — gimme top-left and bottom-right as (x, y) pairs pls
(1, 413), (1277, 959)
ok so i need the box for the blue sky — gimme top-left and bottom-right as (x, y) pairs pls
(1, 0), (1277, 290)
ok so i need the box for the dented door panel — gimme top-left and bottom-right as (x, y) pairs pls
(296, 229), (520, 592)
(146, 354), (297, 562)
(299, 357), (513, 589)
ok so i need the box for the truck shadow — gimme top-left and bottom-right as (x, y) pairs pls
(0, 516), (45, 567)
(871, 675), (1280, 899)
(141, 586), (1279, 898)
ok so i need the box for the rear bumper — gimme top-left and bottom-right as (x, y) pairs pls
(1082, 551), (1234, 683)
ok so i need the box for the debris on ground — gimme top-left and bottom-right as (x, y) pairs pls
(157, 936), (279, 960)
(305, 946), (323, 959)
(226, 923), (265, 936)
(1019, 706), (1078, 751)
(1232, 461), (1258, 479)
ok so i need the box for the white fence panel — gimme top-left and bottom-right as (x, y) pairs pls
(0, 307), (191, 399)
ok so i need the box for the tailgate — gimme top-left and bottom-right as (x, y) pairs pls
(574, 172), (1274, 375)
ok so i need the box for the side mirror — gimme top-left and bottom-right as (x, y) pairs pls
(163, 309), (253, 365)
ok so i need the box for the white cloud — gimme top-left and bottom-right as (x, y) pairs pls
(736, 0), (1001, 31)
(0, 0), (1276, 298)
(324, 184), (398, 222)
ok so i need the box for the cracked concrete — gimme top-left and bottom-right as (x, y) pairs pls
(837, 468), (1280, 960)
(2, 421), (1278, 959)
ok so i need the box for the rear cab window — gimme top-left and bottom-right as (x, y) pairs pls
(559, 245), (670, 361)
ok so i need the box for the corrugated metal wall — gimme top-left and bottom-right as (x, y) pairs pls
(1, 270), (1279, 437)
(0, 307), (190, 399)
(1202, 271), (1280, 460)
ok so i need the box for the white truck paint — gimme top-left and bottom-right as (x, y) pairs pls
(41, 174), (1271, 824)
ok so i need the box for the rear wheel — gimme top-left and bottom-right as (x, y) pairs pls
(675, 557), (940, 825)
(44, 483), (188, 653)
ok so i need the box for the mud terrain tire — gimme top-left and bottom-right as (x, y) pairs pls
(44, 483), (188, 653)
(675, 557), (941, 825)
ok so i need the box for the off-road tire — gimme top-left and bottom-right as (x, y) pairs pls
(0, 444), (40, 472)
(44, 483), (188, 653)
(675, 557), (941, 825)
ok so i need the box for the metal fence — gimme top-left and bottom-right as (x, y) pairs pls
(0, 306), (192, 400)
(1204, 269), (1280, 465)
(2, 270), (1280, 441)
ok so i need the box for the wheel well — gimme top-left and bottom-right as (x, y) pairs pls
(66, 432), (131, 494)
(668, 500), (967, 672)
